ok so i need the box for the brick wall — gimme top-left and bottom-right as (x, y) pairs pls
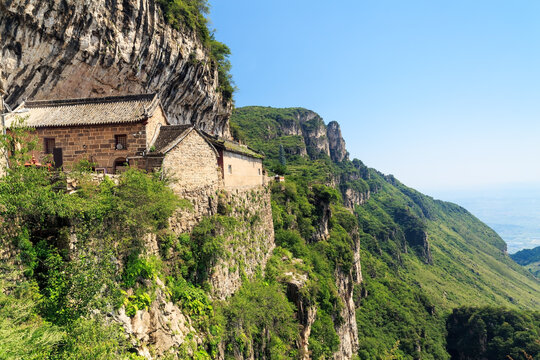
(33, 122), (147, 173)
(30, 111), (167, 174)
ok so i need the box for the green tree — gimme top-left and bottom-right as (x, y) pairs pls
(279, 144), (286, 167)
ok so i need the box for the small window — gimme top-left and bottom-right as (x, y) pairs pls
(44, 138), (55, 154)
(228, 164), (232, 174)
(115, 135), (127, 150)
(258, 168), (261, 176)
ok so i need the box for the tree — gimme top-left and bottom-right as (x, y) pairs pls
(278, 144), (286, 167)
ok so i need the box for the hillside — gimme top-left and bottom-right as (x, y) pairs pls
(1, 112), (539, 359)
(1, 0), (540, 358)
(512, 246), (540, 278)
(231, 106), (540, 358)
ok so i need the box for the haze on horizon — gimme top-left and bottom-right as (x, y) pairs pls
(209, 0), (540, 196)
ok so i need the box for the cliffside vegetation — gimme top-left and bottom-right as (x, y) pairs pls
(0, 127), (181, 358)
(446, 307), (540, 359)
(230, 106), (540, 359)
(156, 0), (234, 101)
(1, 111), (540, 358)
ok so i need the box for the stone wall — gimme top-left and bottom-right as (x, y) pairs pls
(222, 151), (264, 190)
(164, 130), (221, 233)
(146, 107), (168, 149)
(33, 122), (147, 172)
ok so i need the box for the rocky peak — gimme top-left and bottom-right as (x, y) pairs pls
(0, 0), (232, 136)
(327, 121), (348, 162)
(295, 109), (330, 159)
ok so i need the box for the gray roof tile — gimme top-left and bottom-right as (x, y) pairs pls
(151, 125), (192, 154)
(8, 93), (160, 128)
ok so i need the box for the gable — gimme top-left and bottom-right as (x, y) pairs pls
(161, 130), (220, 195)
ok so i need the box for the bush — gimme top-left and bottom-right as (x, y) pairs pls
(122, 255), (161, 288)
(309, 310), (340, 360)
(220, 280), (298, 358)
(58, 318), (144, 359)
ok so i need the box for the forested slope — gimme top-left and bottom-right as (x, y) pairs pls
(231, 106), (540, 359)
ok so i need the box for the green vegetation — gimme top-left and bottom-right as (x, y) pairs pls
(446, 307), (540, 360)
(231, 106), (540, 359)
(219, 280), (298, 359)
(156, 0), (235, 101)
(512, 246), (540, 278)
(2, 106), (540, 359)
(0, 125), (180, 357)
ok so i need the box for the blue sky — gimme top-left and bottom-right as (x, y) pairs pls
(209, 1), (540, 195)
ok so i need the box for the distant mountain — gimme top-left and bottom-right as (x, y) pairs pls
(431, 188), (540, 253)
(512, 246), (540, 265)
(511, 246), (540, 277)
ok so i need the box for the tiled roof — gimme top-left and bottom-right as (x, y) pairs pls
(8, 93), (160, 128)
(204, 134), (264, 159)
(150, 125), (192, 154)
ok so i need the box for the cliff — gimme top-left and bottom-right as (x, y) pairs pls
(0, 0), (232, 136)
(231, 106), (540, 359)
(231, 107), (349, 163)
(231, 107), (369, 209)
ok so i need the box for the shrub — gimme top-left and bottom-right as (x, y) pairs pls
(309, 309), (340, 360)
(220, 280), (298, 358)
(122, 256), (161, 288)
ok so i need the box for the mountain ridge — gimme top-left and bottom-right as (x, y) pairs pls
(231, 105), (540, 357)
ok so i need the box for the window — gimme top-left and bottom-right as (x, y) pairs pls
(115, 135), (127, 150)
(258, 168), (261, 176)
(228, 164), (232, 174)
(44, 138), (55, 154)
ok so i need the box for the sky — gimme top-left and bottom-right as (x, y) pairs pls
(209, 1), (540, 195)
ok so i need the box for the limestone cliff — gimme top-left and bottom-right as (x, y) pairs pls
(294, 109), (348, 163)
(327, 121), (348, 163)
(0, 0), (231, 136)
(333, 267), (359, 360)
(207, 188), (275, 300)
(232, 107), (370, 209)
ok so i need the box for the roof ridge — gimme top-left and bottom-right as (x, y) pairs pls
(161, 124), (192, 129)
(24, 93), (157, 108)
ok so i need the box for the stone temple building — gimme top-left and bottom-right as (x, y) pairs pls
(5, 93), (264, 191)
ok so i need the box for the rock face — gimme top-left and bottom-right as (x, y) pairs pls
(342, 187), (370, 209)
(332, 224), (362, 359)
(113, 278), (197, 359)
(333, 267), (360, 360)
(327, 121), (348, 162)
(0, 0), (232, 136)
(294, 110), (348, 162)
(285, 270), (317, 360)
(208, 187), (275, 300)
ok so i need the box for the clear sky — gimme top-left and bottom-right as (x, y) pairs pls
(209, 1), (540, 195)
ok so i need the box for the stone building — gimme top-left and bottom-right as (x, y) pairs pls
(8, 93), (167, 174)
(143, 126), (265, 192)
(205, 136), (265, 189)
(6, 93), (265, 190)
